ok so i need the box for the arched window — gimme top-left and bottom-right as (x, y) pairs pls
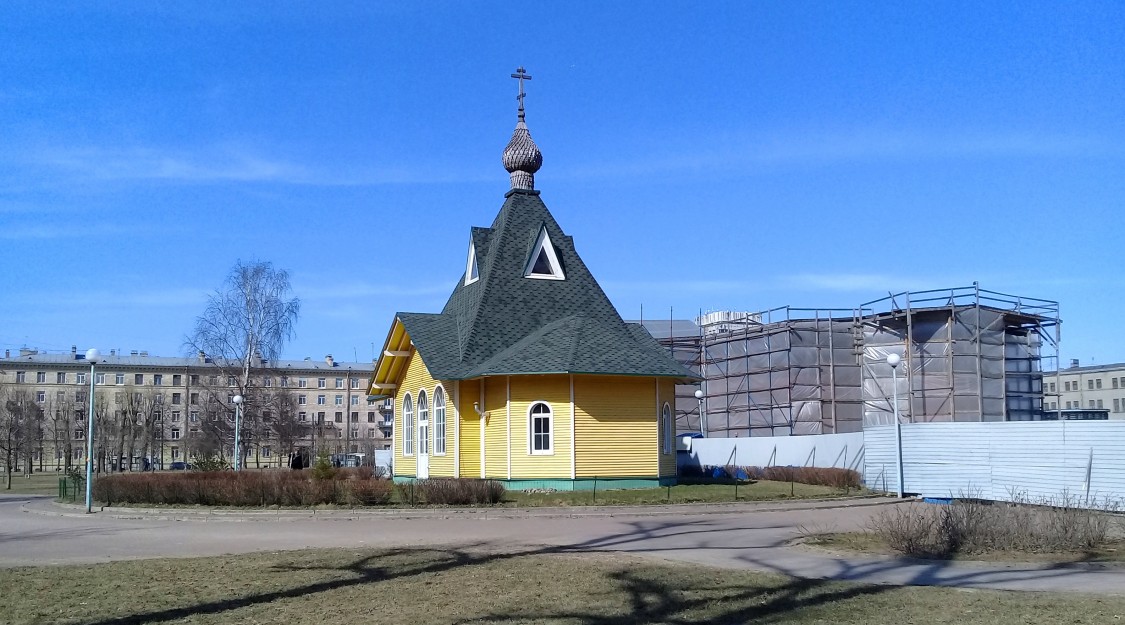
(417, 389), (429, 455)
(529, 402), (552, 454)
(402, 394), (414, 456)
(434, 386), (446, 455)
(661, 403), (673, 455)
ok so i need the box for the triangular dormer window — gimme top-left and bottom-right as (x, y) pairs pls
(465, 239), (479, 286)
(523, 227), (565, 280)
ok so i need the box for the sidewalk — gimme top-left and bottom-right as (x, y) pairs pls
(25, 493), (895, 522)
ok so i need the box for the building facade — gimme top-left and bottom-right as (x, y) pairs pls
(0, 346), (387, 472)
(368, 72), (694, 489)
(1044, 361), (1125, 419)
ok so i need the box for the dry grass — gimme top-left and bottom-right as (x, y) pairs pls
(805, 531), (1125, 565)
(3, 547), (1125, 624)
(504, 480), (856, 507)
(862, 498), (1125, 560)
(1, 472), (66, 495)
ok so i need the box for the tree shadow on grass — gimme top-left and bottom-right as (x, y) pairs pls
(78, 516), (1111, 625)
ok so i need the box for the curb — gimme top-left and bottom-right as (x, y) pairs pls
(24, 495), (898, 522)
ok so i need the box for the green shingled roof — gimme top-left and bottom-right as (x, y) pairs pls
(395, 189), (697, 381)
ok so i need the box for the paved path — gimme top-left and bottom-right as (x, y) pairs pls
(4, 494), (1125, 595)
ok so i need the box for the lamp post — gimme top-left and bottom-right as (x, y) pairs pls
(887, 353), (905, 498)
(694, 389), (707, 438)
(84, 348), (100, 513)
(232, 394), (243, 471)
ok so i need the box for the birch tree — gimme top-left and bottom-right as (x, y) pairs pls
(186, 260), (300, 467)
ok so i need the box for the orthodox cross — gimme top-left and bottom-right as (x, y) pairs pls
(511, 66), (532, 121)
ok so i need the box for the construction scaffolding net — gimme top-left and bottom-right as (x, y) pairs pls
(647, 285), (1060, 437)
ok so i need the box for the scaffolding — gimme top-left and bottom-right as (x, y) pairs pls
(860, 285), (1060, 427)
(659, 284), (1060, 438)
(697, 307), (863, 436)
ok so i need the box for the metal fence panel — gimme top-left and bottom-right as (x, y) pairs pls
(863, 421), (1125, 506)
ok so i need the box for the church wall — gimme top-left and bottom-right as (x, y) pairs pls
(574, 375), (660, 478)
(483, 376), (509, 478)
(393, 349), (455, 478)
(509, 374), (572, 479)
(458, 378), (482, 478)
(658, 378), (677, 477)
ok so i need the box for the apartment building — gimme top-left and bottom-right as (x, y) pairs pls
(0, 346), (389, 471)
(1043, 361), (1125, 419)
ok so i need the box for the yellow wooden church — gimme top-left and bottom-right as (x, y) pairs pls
(368, 69), (696, 489)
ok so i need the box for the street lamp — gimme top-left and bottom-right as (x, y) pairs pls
(694, 389), (707, 438)
(84, 348), (100, 514)
(232, 394), (243, 472)
(887, 353), (905, 498)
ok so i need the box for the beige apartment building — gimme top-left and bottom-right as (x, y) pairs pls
(0, 346), (388, 472)
(1043, 361), (1125, 419)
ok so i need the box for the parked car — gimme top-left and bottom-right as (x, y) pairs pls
(168, 462), (193, 471)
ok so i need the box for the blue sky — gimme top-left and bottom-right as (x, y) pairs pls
(1, 2), (1123, 367)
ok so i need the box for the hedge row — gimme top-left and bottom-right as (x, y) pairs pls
(683, 465), (861, 489)
(90, 473), (506, 507)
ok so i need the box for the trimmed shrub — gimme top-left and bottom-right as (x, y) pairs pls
(346, 479), (394, 505)
(685, 465), (861, 489)
(91, 471), (394, 507)
(415, 478), (505, 505)
(748, 466), (861, 489)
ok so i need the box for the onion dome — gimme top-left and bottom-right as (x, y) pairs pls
(502, 67), (542, 191)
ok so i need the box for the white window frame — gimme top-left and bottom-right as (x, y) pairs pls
(433, 385), (447, 455)
(465, 239), (479, 285)
(528, 401), (553, 455)
(661, 402), (673, 455)
(403, 393), (414, 456)
(417, 389), (430, 455)
(523, 227), (565, 280)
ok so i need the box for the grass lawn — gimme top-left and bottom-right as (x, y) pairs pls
(803, 532), (1125, 565)
(1, 472), (67, 496)
(502, 480), (858, 507)
(3, 547), (1125, 624)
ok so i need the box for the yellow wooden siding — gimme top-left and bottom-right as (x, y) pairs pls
(483, 376), (509, 478)
(394, 374), (415, 476)
(658, 378), (677, 477)
(405, 348), (456, 476)
(574, 375), (660, 478)
(509, 375), (572, 479)
(458, 379), (481, 478)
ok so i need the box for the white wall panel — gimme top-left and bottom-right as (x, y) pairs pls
(863, 421), (1125, 506)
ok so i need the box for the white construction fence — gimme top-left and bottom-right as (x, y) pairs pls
(681, 432), (865, 474)
(864, 421), (1125, 506)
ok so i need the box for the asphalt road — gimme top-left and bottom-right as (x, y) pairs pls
(3, 494), (1124, 595)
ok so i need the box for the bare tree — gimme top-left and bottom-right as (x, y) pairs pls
(186, 261), (300, 467)
(271, 386), (308, 463)
(1, 388), (43, 488)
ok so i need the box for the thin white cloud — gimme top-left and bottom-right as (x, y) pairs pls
(601, 279), (759, 294)
(27, 145), (492, 187)
(295, 280), (455, 300)
(556, 129), (1116, 180)
(0, 222), (149, 240)
(9, 287), (206, 308)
